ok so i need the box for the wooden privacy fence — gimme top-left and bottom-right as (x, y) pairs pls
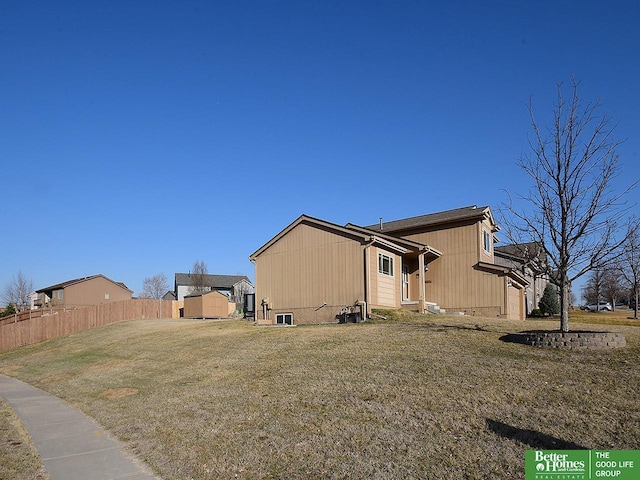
(0, 299), (175, 352)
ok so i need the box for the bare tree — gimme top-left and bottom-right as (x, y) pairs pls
(190, 260), (210, 294)
(231, 280), (253, 307)
(602, 266), (625, 310)
(2, 271), (34, 312)
(502, 78), (636, 331)
(620, 222), (640, 319)
(141, 273), (169, 299)
(582, 268), (606, 309)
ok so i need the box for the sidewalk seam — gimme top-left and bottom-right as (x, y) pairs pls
(42, 445), (119, 461)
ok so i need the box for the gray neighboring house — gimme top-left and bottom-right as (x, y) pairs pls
(162, 291), (177, 301)
(494, 242), (549, 315)
(173, 273), (254, 304)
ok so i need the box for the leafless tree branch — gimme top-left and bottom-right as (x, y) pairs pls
(2, 271), (34, 312)
(500, 78), (637, 331)
(141, 273), (169, 299)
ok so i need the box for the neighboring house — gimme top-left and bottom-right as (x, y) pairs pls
(183, 290), (236, 318)
(249, 205), (528, 326)
(34, 274), (133, 308)
(28, 292), (39, 310)
(494, 242), (550, 316)
(173, 273), (254, 303)
(162, 291), (177, 301)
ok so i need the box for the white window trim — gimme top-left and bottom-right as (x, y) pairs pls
(482, 229), (492, 254)
(276, 313), (293, 325)
(378, 253), (394, 276)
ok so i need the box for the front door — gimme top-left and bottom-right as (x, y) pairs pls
(402, 264), (409, 301)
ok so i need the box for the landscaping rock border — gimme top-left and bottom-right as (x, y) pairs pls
(501, 331), (626, 349)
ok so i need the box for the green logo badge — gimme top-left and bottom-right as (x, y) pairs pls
(526, 450), (640, 480)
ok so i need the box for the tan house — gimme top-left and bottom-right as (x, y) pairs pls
(34, 274), (133, 308)
(249, 206), (527, 325)
(183, 290), (236, 318)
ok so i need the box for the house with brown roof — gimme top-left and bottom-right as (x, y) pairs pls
(249, 205), (528, 325)
(34, 274), (133, 308)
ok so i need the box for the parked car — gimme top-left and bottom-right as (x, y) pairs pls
(584, 302), (612, 312)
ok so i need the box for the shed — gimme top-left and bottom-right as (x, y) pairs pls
(183, 290), (235, 318)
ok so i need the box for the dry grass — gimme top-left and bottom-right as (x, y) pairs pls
(0, 400), (49, 480)
(0, 314), (639, 479)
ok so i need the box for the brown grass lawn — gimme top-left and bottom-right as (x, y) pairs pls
(0, 399), (49, 480)
(0, 311), (639, 479)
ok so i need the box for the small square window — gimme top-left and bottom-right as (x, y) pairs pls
(105, 293), (110, 300)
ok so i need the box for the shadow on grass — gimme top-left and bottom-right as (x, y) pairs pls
(403, 323), (493, 333)
(499, 332), (532, 345)
(486, 419), (587, 450)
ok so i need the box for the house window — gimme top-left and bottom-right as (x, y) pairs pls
(57, 290), (63, 300)
(276, 313), (293, 325)
(378, 253), (394, 276)
(105, 293), (110, 300)
(482, 230), (492, 253)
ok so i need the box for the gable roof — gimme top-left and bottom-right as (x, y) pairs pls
(162, 291), (177, 301)
(249, 214), (440, 261)
(184, 290), (230, 299)
(174, 273), (252, 289)
(475, 262), (529, 286)
(249, 214), (374, 260)
(344, 223), (442, 258)
(36, 274), (132, 294)
(365, 205), (498, 233)
(494, 242), (545, 260)
(494, 242), (548, 274)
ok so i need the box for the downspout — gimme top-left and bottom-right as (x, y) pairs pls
(418, 252), (426, 313)
(503, 275), (510, 318)
(363, 238), (375, 319)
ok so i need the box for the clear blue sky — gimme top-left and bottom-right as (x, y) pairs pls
(2, 1), (639, 297)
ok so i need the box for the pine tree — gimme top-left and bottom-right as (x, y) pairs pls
(538, 284), (560, 316)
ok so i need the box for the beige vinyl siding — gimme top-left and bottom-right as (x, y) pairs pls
(376, 249), (396, 307)
(53, 277), (132, 307)
(479, 219), (495, 263)
(254, 222), (365, 324)
(399, 222), (508, 315)
(403, 223), (478, 309)
(184, 291), (233, 318)
(507, 283), (523, 320)
(407, 260), (420, 302)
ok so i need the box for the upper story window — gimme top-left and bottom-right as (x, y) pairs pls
(482, 229), (492, 254)
(57, 290), (63, 300)
(378, 253), (394, 276)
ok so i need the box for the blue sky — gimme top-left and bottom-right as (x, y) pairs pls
(1, 1), (639, 297)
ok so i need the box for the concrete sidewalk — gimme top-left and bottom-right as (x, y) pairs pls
(0, 374), (160, 480)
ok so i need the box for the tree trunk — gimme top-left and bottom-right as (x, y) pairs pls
(560, 282), (570, 332)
